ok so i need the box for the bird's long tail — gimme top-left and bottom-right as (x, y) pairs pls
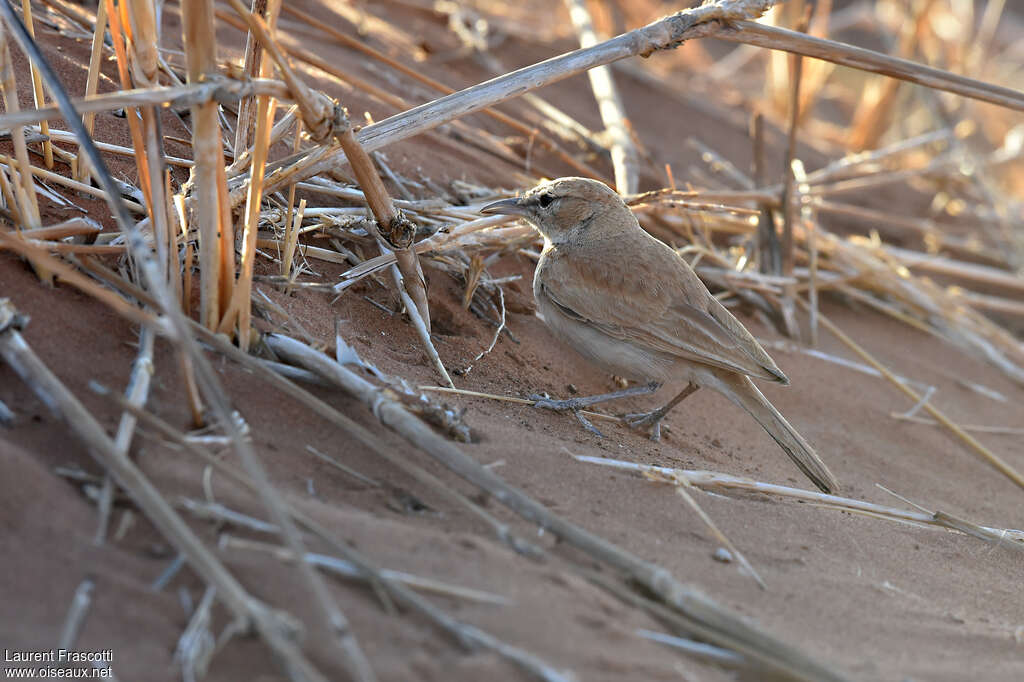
(712, 371), (840, 494)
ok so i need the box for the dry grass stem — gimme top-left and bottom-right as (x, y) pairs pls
(182, 0), (234, 329)
(0, 21), (41, 230)
(573, 455), (1024, 549)
(719, 20), (1024, 110)
(57, 579), (95, 650)
(672, 480), (767, 589)
(19, 0), (52, 169)
(564, 0), (638, 193)
(221, 535), (513, 606)
(94, 326), (156, 545)
(73, 0), (107, 183)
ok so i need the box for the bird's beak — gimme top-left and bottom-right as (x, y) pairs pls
(480, 197), (529, 217)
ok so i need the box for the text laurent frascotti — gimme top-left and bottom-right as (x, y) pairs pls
(4, 649), (113, 663)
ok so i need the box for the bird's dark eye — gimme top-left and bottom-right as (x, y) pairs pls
(537, 193), (555, 208)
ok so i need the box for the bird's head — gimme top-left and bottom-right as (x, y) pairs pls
(480, 177), (629, 245)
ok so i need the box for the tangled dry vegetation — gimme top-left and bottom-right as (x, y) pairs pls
(1, 0), (1023, 680)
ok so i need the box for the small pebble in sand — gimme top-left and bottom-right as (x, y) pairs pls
(712, 547), (733, 563)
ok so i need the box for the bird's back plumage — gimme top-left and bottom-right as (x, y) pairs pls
(535, 221), (787, 384)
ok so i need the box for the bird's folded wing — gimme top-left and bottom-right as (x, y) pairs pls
(540, 244), (786, 383)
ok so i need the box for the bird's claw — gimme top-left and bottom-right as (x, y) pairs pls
(528, 394), (605, 437)
(623, 410), (666, 442)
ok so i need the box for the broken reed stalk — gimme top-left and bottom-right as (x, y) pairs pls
(19, 0), (52, 168)
(73, 0), (106, 184)
(218, 0), (281, 350)
(807, 304), (1024, 492)
(0, 303), (331, 682)
(101, 0), (153, 216)
(181, 0), (234, 329)
(125, 0), (174, 284)
(233, 0), (271, 155)
(564, 0), (638, 193)
(0, 21), (41, 230)
(1, 11), (375, 679)
(265, 333), (848, 682)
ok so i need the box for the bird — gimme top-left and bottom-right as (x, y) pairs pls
(481, 177), (840, 494)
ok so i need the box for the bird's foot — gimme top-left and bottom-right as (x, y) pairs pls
(528, 394), (606, 438)
(528, 394), (587, 412)
(623, 408), (669, 442)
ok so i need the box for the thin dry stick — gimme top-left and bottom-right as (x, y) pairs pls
(233, 0), (270, 156)
(95, 326), (156, 545)
(126, 0), (174, 283)
(717, 20), (1024, 110)
(278, 115), (303, 279)
(19, 0), (53, 168)
(672, 480), (767, 589)
(221, 0), (283, 348)
(573, 455), (1024, 548)
(42, 128), (194, 168)
(74, 0), (106, 183)
(221, 536), (512, 605)
(101, 0), (153, 213)
(564, 0), (637, 193)
(792, 159), (817, 345)
(0, 79), (293, 131)
(777, 18), (806, 339)
(891, 413), (1024, 436)
(218, 40), (277, 348)
(418, 385), (621, 423)
(265, 333), (848, 682)
(282, 197), (305, 282)
(57, 579), (94, 650)
(0, 302), (331, 682)
(806, 303), (1024, 491)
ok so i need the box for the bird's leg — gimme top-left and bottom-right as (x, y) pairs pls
(624, 382), (700, 442)
(528, 381), (660, 412)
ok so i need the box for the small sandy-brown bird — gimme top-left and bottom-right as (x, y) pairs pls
(482, 177), (839, 493)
